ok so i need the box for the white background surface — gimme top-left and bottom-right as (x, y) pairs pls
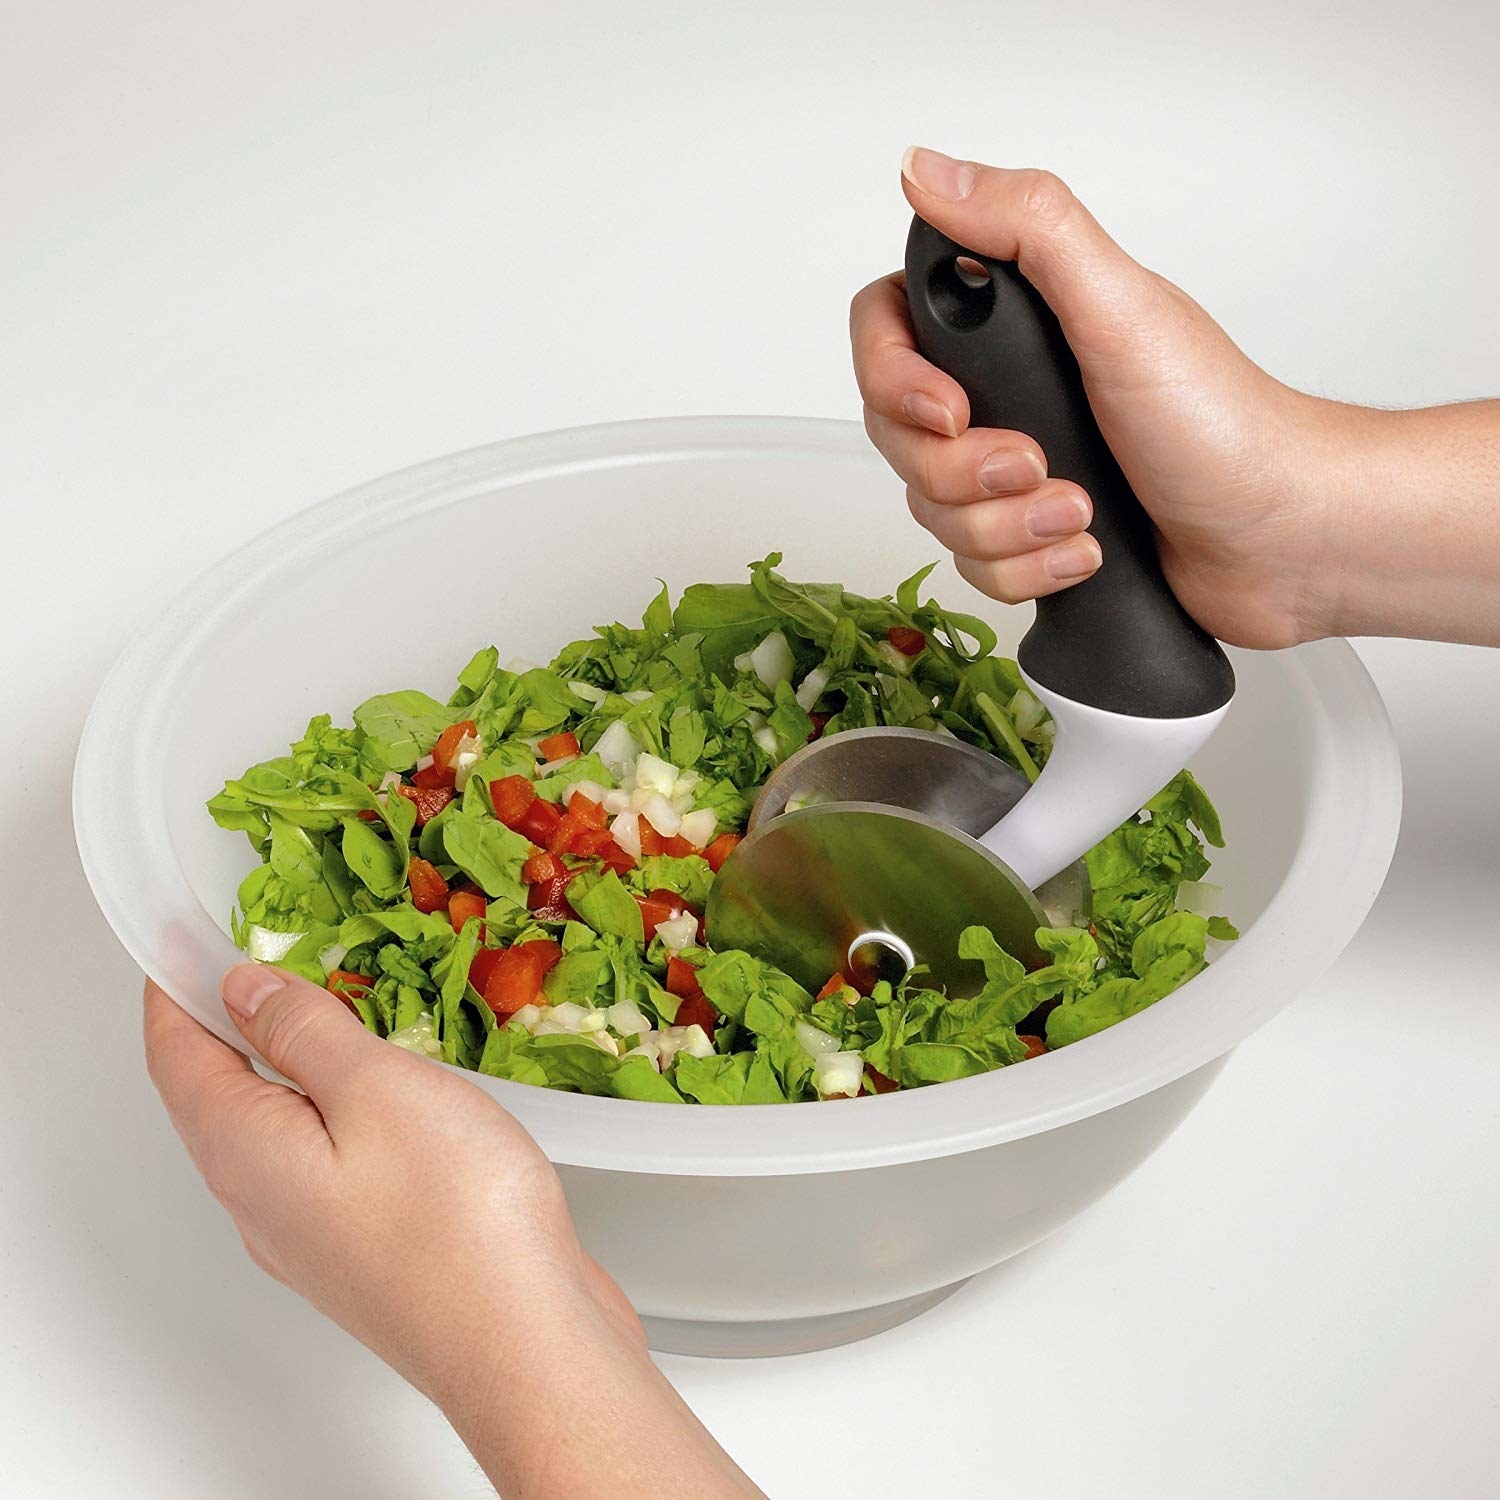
(4, 3), (1497, 1495)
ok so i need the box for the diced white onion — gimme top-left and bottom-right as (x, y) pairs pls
(568, 680), (607, 704)
(1177, 880), (1223, 917)
(655, 912), (699, 952)
(377, 769), (403, 793)
(675, 769), (700, 796)
(504, 657), (539, 673)
(510, 1003), (543, 1031)
(415, 753), (435, 772)
(451, 732), (484, 789)
(602, 788), (631, 816)
(676, 1024), (715, 1060)
(622, 689), (654, 704)
(638, 792), (683, 837)
(245, 925), (303, 962)
(795, 663), (831, 711)
(796, 1019), (842, 1056)
(606, 1000), (651, 1037)
(625, 1038), (662, 1069)
(593, 1032), (622, 1056)
(317, 942), (348, 975)
(594, 720), (643, 779)
(609, 809), (643, 860)
(634, 752), (679, 797)
(733, 651), (754, 674)
(549, 1002), (591, 1033)
(745, 710), (767, 731)
(537, 755), (578, 776)
(875, 640), (915, 676)
(388, 1014), (443, 1059)
(749, 631), (795, 689)
(533, 1018), (571, 1036)
(1009, 689), (1045, 735)
(813, 1051), (865, 1097)
(752, 725), (780, 758)
(678, 808), (717, 849)
(566, 779), (608, 807)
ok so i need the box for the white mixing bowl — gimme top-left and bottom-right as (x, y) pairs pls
(75, 417), (1401, 1357)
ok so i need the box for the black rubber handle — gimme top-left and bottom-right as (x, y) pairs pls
(904, 216), (1234, 719)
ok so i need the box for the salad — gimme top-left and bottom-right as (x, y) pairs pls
(208, 554), (1235, 1104)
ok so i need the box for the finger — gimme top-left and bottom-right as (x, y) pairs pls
(865, 407), (1046, 503)
(953, 535), (1102, 606)
(221, 963), (397, 1121)
(907, 481), (1093, 560)
(898, 149), (1157, 329)
(849, 273), (970, 435)
(144, 979), (324, 1187)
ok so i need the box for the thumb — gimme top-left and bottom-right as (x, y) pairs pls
(898, 149), (1159, 337)
(222, 962), (391, 1105)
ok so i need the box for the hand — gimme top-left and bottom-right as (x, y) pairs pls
(145, 966), (763, 1500)
(853, 149), (1354, 650)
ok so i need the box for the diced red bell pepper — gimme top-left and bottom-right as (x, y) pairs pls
(327, 970), (376, 1012)
(407, 856), (450, 913)
(356, 807), (380, 821)
(634, 892), (678, 936)
(673, 991), (719, 1034)
(886, 625), (927, 657)
(638, 821), (666, 858)
(448, 889), (488, 936)
(432, 719), (478, 776)
(865, 1064), (900, 1094)
(517, 797), (563, 846)
(567, 791), (608, 830)
(650, 886), (700, 919)
(537, 729), (580, 762)
(412, 760), (454, 790)
(396, 781), (454, 827)
(598, 841), (636, 875)
(816, 972), (848, 1001)
(518, 937), (563, 974)
(1019, 1034), (1047, 1060)
(527, 872), (578, 923)
(571, 828), (614, 857)
(522, 850), (567, 885)
(665, 955), (704, 999)
(548, 810), (589, 856)
(490, 773), (537, 829)
(662, 833), (697, 858)
(468, 946), (504, 995)
(483, 939), (563, 1016)
(702, 833), (741, 872)
(809, 711), (830, 740)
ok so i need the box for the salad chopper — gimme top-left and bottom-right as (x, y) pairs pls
(705, 216), (1236, 994)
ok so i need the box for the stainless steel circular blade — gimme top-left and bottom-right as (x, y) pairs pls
(704, 801), (1052, 997)
(748, 726), (1090, 926)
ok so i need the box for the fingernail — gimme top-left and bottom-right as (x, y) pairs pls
(979, 449), (1045, 495)
(901, 146), (978, 202)
(1045, 538), (1102, 580)
(1026, 491), (1091, 537)
(902, 391), (958, 438)
(223, 963), (286, 1020)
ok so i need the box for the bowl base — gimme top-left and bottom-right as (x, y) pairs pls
(643, 1277), (970, 1359)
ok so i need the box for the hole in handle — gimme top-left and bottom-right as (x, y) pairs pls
(927, 254), (996, 331)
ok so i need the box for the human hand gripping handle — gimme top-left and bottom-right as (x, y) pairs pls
(904, 218), (1235, 719)
(144, 967), (765, 1500)
(902, 218), (1235, 887)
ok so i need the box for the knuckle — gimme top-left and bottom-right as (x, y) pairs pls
(258, 997), (328, 1072)
(1017, 168), (1075, 227)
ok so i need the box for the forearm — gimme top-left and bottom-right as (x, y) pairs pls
(1301, 397), (1500, 645)
(437, 1300), (765, 1500)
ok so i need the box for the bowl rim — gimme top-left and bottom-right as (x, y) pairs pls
(75, 415), (1403, 1176)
